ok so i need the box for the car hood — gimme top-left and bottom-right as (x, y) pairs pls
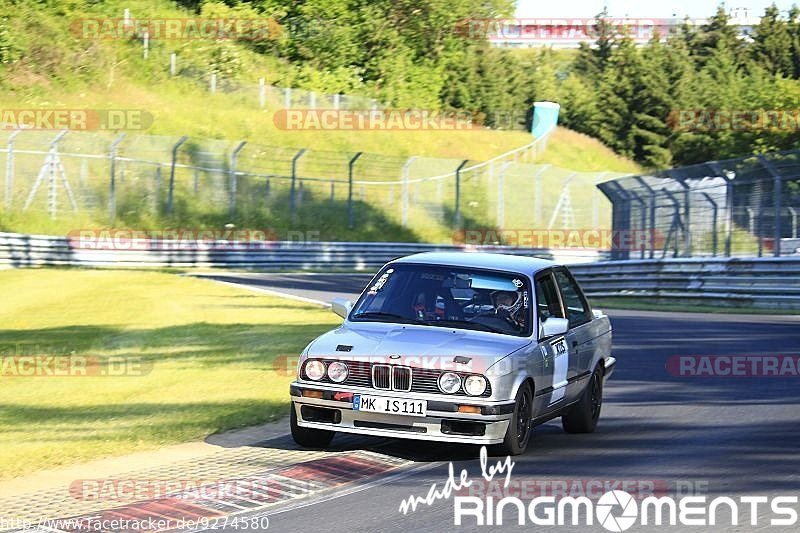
(304, 321), (530, 374)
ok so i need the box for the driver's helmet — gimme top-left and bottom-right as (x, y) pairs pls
(492, 290), (522, 316)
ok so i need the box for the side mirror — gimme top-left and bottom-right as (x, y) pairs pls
(331, 298), (353, 319)
(541, 317), (569, 339)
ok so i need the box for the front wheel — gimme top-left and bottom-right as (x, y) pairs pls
(562, 366), (603, 434)
(290, 403), (335, 448)
(491, 382), (533, 456)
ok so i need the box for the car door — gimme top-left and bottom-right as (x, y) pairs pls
(532, 269), (571, 415)
(553, 267), (595, 402)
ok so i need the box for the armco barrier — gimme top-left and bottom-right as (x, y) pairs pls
(3, 232), (798, 309)
(0, 232), (601, 269)
(570, 257), (800, 309)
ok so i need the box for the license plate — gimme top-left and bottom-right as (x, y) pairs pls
(352, 394), (427, 417)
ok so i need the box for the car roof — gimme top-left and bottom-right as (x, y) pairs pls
(390, 251), (560, 275)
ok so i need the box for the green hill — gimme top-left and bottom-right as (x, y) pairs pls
(0, 1), (641, 241)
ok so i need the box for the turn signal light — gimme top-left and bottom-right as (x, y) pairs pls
(303, 390), (324, 399)
(457, 405), (481, 414)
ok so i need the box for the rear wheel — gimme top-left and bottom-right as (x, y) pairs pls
(562, 366), (603, 434)
(491, 382), (533, 456)
(290, 403), (335, 448)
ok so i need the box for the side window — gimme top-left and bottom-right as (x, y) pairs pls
(554, 269), (592, 328)
(534, 272), (564, 324)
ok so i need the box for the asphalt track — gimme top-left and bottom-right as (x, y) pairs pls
(192, 273), (800, 533)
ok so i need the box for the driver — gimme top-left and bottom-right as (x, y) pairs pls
(492, 290), (524, 328)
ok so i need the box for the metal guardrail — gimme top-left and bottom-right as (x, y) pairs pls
(4, 232), (798, 309)
(0, 232), (602, 269)
(570, 257), (800, 309)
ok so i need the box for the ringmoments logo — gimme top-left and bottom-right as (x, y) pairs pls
(398, 447), (799, 529)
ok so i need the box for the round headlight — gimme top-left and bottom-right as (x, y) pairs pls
(464, 375), (487, 396)
(328, 361), (349, 383)
(438, 372), (462, 394)
(304, 360), (326, 381)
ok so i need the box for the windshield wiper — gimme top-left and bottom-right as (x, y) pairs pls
(422, 319), (508, 335)
(351, 311), (421, 324)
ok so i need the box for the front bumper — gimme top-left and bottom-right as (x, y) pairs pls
(604, 356), (617, 382)
(290, 382), (515, 445)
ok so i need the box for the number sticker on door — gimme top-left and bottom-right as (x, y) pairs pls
(549, 337), (569, 405)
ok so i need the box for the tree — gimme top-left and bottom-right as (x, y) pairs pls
(691, 6), (744, 68)
(752, 4), (793, 76)
(594, 34), (641, 159)
(574, 7), (616, 79)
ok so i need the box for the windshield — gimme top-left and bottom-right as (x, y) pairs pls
(350, 263), (531, 337)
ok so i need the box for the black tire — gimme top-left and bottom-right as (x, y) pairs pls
(290, 403), (335, 448)
(491, 382), (533, 456)
(562, 366), (603, 434)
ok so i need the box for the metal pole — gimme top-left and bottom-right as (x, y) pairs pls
(258, 77), (266, 108)
(228, 141), (247, 217)
(170, 53), (177, 76)
(708, 164), (734, 257)
(701, 193), (719, 256)
(348, 152), (363, 229)
(758, 155), (784, 257)
(533, 164), (550, 225)
(5, 129), (20, 209)
(109, 133), (126, 222)
(401, 156), (417, 227)
(454, 160), (468, 228)
(48, 130), (68, 219)
(290, 148), (306, 220)
(166, 136), (188, 215)
(788, 207), (798, 239)
(633, 176), (657, 259)
(497, 162), (512, 229)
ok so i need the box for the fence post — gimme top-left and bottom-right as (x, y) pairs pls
(258, 77), (266, 108)
(701, 193), (719, 256)
(497, 162), (512, 229)
(210, 73), (217, 93)
(284, 88), (291, 109)
(758, 155), (784, 257)
(5, 129), (20, 209)
(401, 156), (417, 227)
(333, 94), (340, 109)
(109, 133), (126, 223)
(454, 160), (469, 229)
(170, 53), (177, 76)
(633, 176), (656, 259)
(290, 148), (306, 221)
(166, 136), (188, 215)
(533, 164), (549, 226)
(143, 30), (149, 59)
(228, 141), (247, 217)
(709, 163), (734, 257)
(309, 91), (316, 109)
(348, 152), (363, 229)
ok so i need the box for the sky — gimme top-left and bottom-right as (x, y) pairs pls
(515, 0), (797, 19)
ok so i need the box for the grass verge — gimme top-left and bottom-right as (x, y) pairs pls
(0, 269), (337, 480)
